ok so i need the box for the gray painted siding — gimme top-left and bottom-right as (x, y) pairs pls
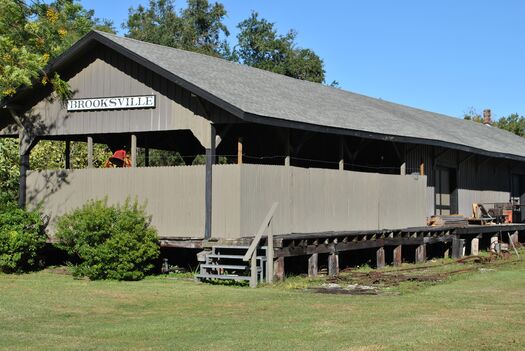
(26, 166), (206, 238)
(239, 165), (427, 236)
(24, 47), (236, 148)
(27, 164), (428, 239)
(407, 145), (513, 217)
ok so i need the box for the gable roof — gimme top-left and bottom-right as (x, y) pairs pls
(3, 30), (525, 162)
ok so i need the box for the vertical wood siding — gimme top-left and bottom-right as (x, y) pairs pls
(27, 164), (428, 239)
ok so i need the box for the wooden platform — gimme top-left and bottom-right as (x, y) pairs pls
(162, 223), (524, 281)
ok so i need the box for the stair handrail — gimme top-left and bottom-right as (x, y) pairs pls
(243, 202), (279, 262)
(243, 202), (278, 288)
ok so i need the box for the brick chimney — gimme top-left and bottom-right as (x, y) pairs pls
(483, 109), (492, 125)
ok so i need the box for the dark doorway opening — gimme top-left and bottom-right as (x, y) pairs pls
(435, 167), (458, 215)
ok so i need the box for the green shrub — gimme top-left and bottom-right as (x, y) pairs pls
(0, 200), (47, 273)
(55, 199), (160, 280)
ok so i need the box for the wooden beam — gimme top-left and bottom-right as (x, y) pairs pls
(87, 136), (93, 168)
(419, 159), (425, 176)
(308, 253), (318, 277)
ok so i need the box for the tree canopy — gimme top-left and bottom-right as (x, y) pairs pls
(124, 0), (230, 58)
(234, 12), (325, 83)
(0, 0), (114, 100)
(125, 2), (326, 83)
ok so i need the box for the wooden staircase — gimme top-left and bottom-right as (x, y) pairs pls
(196, 245), (267, 283)
(196, 202), (279, 288)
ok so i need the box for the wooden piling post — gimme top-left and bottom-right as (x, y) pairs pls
(274, 257), (285, 282)
(266, 221), (274, 283)
(470, 238), (479, 256)
(510, 231), (519, 246)
(490, 235), (498, 252)
(376, 247), (385, 269)
(415, 244), (426, 264)
(308, 253), (318, 277)
(328, 252), (339, 277)
(250, 252), (257, 288)
(393, 245), (402, 266)
(452, 237), (465, 259)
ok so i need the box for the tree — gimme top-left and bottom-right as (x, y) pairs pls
(495, 113), (525, 137)
(0, 0), (115, 100)
(234, 12), (325, 83)
(124, 0), (230, 58)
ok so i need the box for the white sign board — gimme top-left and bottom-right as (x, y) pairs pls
(67, 95), (156, 111)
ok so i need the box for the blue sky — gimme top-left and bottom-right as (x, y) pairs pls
(82, 0), (525, 120)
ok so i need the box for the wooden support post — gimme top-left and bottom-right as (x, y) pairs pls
(415, 244), (426, 264)
(470, 238), (479, 256)
(284, 130), (291, 166)
(452, 237), (465, 259)
(376, 247), (385, 269)
(18, 153), (29, 208)
(490, 235), (498, 253)
(266, 221), (274, 283)
(393, 245), (402, 266)
(328, 252), (339, 277)
(87, 136), (93, 168)
(443, 243), (451, 258)
(274, 257), (285, 281)
(510, 231), (519, 246)
(237, 137), (243, 165)
(400, 162), (406, 175)
(65, 140), (71, 169)
(308, 253), (318, 277)
(339, 136), (344, 171)
(144, 147), (150, 167)
(204, 125), (216, 240)
(130, 134), (137, 167)
(250, 252), (257, 288)
(420, 159), (425, 176)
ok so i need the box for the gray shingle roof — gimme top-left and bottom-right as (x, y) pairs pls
(13, 30), (525, 160)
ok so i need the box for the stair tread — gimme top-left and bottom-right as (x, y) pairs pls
(207, 254), (266, 260)
(213, 245), (267, 249)
(201, 264), (249, 270)
(196, 273), (251, 281)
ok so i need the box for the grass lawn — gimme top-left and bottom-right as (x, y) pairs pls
(0, 257), (524, 351)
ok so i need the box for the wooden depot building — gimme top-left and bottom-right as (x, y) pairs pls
(1, 31), (524, 284)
